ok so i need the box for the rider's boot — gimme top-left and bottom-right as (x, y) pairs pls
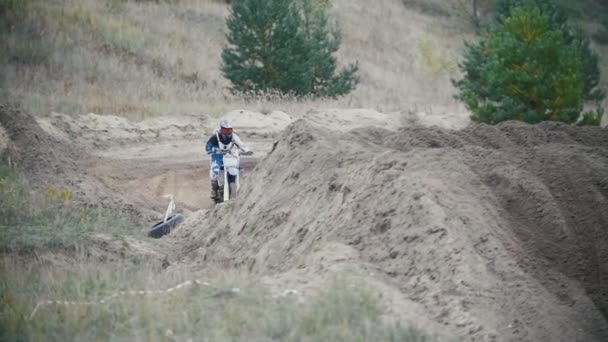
(210, 180), (219, 200)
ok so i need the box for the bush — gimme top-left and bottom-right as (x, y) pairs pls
(496, 0), (604, 102)
(455, 0), (605, 125)
(221, 0), (359, 98)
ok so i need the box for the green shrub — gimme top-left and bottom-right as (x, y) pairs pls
(221, 0), (359, 98)
(455, 0), (604, 125)
(496, 0), (604, 102)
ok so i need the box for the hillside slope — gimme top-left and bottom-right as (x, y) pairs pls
(1, 0), (606, 123)
(173, 120), (608, 341)
(1, 1), (608, 340)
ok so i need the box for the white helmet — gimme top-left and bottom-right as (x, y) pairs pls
(219, 119), (233, 140)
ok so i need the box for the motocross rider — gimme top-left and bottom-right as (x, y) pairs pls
(205, 119), (253, 200)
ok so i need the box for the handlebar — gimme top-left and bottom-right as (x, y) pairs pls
(211, 148), (253, 156)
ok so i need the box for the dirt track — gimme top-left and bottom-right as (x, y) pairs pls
(90, 156), (259, 213)
(171, 120), (608, 341)
(3, 105), (608, 341)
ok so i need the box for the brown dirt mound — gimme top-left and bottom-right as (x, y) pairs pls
(33, 110), (269, 215)
(37, 112), (208, 149)
(0, 104), (81, 180)
(173, 119), (608, 341)
(0, 104), (155, 220)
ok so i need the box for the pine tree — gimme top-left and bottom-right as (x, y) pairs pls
(455, 1), (604, 125)
(221, 0), (358, 98)
(496, 0), (605, 102)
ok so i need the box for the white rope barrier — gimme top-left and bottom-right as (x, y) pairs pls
(26, 193), (300, 321)
(28, 279), (299, 320)
(30, 279), (220, 320)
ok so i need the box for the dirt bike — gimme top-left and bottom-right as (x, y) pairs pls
(147, 148), (252, 238)
(214, 149), (252, 204)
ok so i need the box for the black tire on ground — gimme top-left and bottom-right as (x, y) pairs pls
(148, 214), (185, 239)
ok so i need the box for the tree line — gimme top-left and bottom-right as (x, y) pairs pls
(222, 0), (604, 125)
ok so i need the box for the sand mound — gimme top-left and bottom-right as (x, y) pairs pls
(37, 112), (207, 149)
(173, 120), (608, 341)
(31, 110), (272, 216)
(0, 105), (158, 219)
(216, 110), (293, 135)
(7, 102), (608, 340)
(0, 104), (169, 263)
(32, 111), (218, 214)
(304, 108), (395, 131)
(0, 104), (82, 182)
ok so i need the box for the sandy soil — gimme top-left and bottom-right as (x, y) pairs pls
(3, 104), (608, 341)
(171, 120), (608, 341)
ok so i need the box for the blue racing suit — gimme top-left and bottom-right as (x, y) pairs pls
(205, 132), (250, 181)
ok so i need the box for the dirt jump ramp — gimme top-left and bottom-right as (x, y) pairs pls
(176, 119), (608, 341)
(0, 104), (154, 220)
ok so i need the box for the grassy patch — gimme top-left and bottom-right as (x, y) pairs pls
(0, 160), (135, 252)
(0, 259), (431, 341)
(1, 0), (606, 117)
(0, 0), (51, 66)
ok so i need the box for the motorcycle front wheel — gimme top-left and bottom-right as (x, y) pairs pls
(229, 181), (238, 199)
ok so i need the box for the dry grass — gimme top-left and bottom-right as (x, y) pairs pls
(0, 256), (432, 341)
(0, 0), (476, 120)
(0, 160), (137, 252)
(0, 0), (606, 119)
(330, 0), (476, 112)
(0, 155), (432, 340)
(1, 0), (227, 119)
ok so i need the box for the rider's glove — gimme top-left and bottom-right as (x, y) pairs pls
(242, 150), (254, 156)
